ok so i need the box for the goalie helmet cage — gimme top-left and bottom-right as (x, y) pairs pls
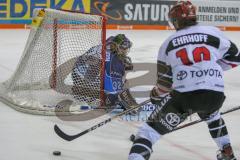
(0, 8), (107, 116)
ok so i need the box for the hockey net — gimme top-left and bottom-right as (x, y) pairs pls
(0, 8), (106, 116)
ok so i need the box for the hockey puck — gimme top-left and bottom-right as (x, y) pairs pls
(129, 134), (135, 142)
(53, 151), (61, 156)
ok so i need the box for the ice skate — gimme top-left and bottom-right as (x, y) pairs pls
(216, 144), (237, 160)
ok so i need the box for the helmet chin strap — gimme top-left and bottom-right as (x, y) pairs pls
(173, 21), (180, 30)
(170, 18), (182, 30)
(167, 20), (175, 30)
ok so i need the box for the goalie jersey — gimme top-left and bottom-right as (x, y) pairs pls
(73, 45), (125, 95)
(104, 48), (125, 94)
(158, 25), (240, 92)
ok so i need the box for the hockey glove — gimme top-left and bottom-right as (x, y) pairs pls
(150, 85), (169, 105)
(123, 56), (133, 71)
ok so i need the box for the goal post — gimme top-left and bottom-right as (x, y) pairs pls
(0, 8), (107, 116)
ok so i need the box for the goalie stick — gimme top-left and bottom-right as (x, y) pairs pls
(130, 105), (240, 142)
(54, 99), (151, 141)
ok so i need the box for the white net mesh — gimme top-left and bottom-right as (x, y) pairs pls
(0, 9), (106, 116)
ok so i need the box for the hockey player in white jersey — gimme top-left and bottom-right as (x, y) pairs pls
(128, 1), (239, 160)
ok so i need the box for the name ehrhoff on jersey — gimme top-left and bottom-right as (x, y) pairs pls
(172, 34), (208, 47)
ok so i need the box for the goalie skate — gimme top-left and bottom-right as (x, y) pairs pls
(216, 144), (237, 160)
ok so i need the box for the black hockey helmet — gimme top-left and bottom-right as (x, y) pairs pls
(168, 1), (197, 30)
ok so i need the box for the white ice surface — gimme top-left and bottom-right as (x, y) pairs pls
(0, 29), (239, 160)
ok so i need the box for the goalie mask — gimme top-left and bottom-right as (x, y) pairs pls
(107, 34), (132, 59)
(168, 1), (197, 30)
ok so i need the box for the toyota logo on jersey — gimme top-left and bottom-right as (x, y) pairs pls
(176, 70), (188, 80)
(165, 113), (181, 127)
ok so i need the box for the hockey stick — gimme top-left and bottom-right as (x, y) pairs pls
(130, 105), (240, 141)
(172, 105), (240, 132)
(54, 99), (150, 141)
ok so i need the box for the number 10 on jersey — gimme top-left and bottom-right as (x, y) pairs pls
(176, 46), (211, 65)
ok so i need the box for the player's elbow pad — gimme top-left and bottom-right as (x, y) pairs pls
(217, 55), (240, 71)
(217, 59), (238, 71)
(218, 42), (240, 71)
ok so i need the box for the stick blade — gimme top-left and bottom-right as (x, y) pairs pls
(54, 124), (77, 141)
